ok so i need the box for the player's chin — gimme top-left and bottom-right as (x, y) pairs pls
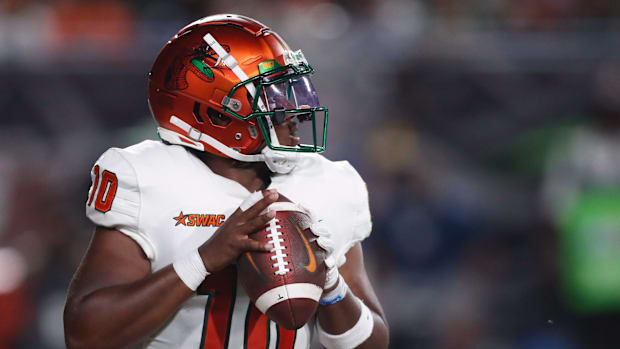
(287, 135), (301, 147)
(272, 135), (300, 148)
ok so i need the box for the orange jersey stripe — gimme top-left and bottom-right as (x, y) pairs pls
(199, 267), (237, 349)
(277, 324), (296, 349)
(244, 304), (269, 349)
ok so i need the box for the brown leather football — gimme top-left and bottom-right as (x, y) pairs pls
(237, 196), (326, 330)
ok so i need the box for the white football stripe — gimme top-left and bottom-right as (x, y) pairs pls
(261, 202), (309, 215)
(255, 283), (322, 313)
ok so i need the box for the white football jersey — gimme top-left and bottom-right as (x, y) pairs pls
(85, 140), (372, 349)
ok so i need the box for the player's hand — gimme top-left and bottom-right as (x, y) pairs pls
(310, 220), (338, 269)
(198, 189), (279, 272)
(300, 205), (342, 269)
(311, 221), (344, 293)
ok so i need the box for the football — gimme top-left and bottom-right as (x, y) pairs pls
(237, 195), (326, 329)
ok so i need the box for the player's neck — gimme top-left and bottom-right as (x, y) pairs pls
(197, 152), (271, 192)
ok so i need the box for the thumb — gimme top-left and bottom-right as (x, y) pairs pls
(325, 255), (337, 269)
(311, 222), (330, 237)
(317, 236), (334, 253)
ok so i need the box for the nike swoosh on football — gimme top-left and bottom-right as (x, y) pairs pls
(290, 217), (317, 273)
(245, 252), (262, 276)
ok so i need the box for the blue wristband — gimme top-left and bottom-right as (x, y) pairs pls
(319, 275), (348, 306)
(319, 294), (345, 306)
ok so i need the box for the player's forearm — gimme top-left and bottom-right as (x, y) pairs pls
(357, 311), (389, 349)
(64, 265), (193, 349)
(317, 290), (389, 349)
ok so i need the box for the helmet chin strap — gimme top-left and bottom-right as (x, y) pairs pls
(159, 116), (298, 174)
(261, 146), (299, 174)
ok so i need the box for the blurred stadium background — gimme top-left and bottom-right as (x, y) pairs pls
(3, 0), (620, 348)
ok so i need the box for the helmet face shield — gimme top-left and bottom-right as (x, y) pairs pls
(262, 74), (320, 114)
(222, 62), (328, 153)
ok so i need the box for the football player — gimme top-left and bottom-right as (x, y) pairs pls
(64, 14), (389, 349)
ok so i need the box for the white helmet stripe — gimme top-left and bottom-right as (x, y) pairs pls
(203, 33), (267, 113)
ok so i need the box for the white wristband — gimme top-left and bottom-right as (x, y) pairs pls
(320, 274), (348, 306)
(173, 249), (210, 291)
(324, 267), (340, 290)
(317, 296), (375, 349)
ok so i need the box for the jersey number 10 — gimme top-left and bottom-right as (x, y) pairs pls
(198, 267), (297, 349)
(88, 165), (118, 213)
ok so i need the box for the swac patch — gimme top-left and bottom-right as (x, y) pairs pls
(173, 211), (225, 227)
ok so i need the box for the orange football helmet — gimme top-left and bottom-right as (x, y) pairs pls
(148, 14), (328, 173)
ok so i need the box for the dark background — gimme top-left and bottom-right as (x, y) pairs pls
(2, 0), (620, 348)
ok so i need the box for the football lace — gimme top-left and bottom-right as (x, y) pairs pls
(266, 218), (290, 275)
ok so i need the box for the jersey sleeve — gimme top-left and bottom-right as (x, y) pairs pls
(85, 148), (156, 260)
(331, 160), (373, 267)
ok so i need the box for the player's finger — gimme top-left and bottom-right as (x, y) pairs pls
(229, 189), (277, 221)
(310, 222), (330, 237)
(239, 211), (275, 235)
(240, 189), (279, 219)
(240, 237), (272, 252)
(316, 236), (334, 253)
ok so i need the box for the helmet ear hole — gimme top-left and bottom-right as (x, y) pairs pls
(206, 107), (232, 127)
(192, 102), (205, 123)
